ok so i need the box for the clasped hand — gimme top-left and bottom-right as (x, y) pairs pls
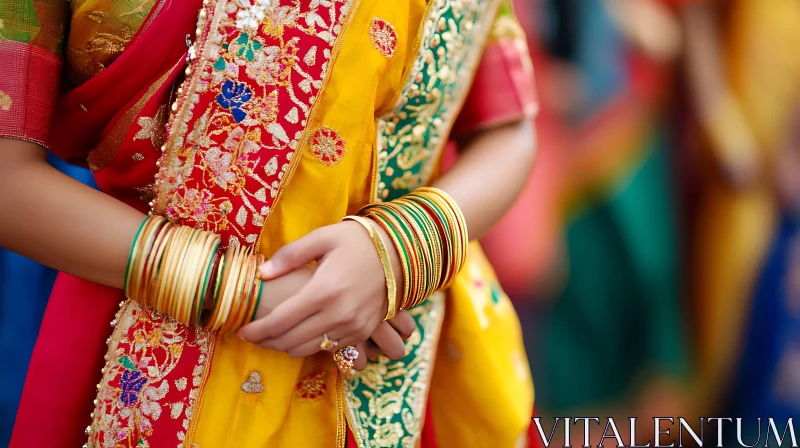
(237, 220), (414, 370)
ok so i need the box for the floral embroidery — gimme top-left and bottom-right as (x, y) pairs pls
(347, 0), (503, 445)
(235, 0), (272, 31)
(155, 0), (355, 249)
(87, 301), (213, 448)
(309, 126), (346, 166)
(119, 367), (147, 406)
(215, 80), (253, 122)
(375, 0), (500, 201)
(133, 105), (167, 148)
(369, 18), (397, 59)
(0, 90), (11, 111)
(295, 370), (327, 399)
(345, 295), (446, 448)
(241, 371), (264, 394)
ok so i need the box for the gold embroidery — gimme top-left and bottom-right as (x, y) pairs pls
(133, 104), (168, 148)
(0, 91), (11, 111)
(87, 301), (214, 447)
(295, 370), (328, 400)
(132, 152), (145, 161)
(369, 18), (397, 59)
(309, 126), (346, 166)
(344, 295), (446, 448)
(175, 377), (188, 391)
(241, 371), (264, 394)
(170, 402), (185, 419)
(88, 65), (174, 171)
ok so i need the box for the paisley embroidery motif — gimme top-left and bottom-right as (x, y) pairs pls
(369, 18), (397, 59)
(241, 371), (264, 394)
(309, 126), (346, 166)
(87, 301), (213, 448)
(155, 0), (355, 249)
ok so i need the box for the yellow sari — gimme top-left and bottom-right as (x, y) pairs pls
(4, 0), (536, 446)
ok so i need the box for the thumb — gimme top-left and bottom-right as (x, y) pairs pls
(259, 227), (331, 279)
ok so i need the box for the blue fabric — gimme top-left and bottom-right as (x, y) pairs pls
(725, 214), (800, 447)
(0, 155), (96, 447)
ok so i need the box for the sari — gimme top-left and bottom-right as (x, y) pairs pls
(1, 0), (537, 447)
(684, 0), (800, 414)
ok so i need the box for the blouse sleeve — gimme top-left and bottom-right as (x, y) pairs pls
(451, 1), (538, 137)
(0, 0), (67, 148)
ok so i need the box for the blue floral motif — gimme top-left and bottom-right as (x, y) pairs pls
(216, 80), (252, 123)
(120, 369), (147, 406)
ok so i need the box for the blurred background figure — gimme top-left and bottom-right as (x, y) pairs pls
(677, 0), (800, 443)
(481, 0), (691, 444)
(0, 159), (96, 447)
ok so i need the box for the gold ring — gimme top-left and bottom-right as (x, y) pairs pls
(334, 345), (359, 371)
(319, 333), (339, 351)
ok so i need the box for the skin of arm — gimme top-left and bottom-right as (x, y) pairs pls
(0, 138), (320, 312)
(0, 137), (415, 366)
(680, 2), (759, 188)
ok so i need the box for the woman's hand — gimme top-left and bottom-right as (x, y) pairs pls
(238, 220), (410, 364)
(251, 264), (316, 319)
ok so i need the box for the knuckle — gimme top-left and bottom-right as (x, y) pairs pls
(339, 309), (358, 326)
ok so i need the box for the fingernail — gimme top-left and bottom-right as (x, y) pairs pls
(259, 261), (274, 277)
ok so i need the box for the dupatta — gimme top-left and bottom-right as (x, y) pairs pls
(11, 1), (200, 446)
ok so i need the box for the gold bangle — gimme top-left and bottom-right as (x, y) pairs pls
(343, 215), (398, 321)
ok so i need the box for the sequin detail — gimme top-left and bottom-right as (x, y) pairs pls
(309, 126), (346, 166)
(369, 18), (397, 59)
(241, 371), (264, 394)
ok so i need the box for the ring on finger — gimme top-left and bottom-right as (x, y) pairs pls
(334, 345), (359, 371)
(319, 333), (339, 351)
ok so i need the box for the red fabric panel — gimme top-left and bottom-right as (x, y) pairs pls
(452, 40), (538, 136)
(0, 41), (61, 148)
(10, 274), (122, 447)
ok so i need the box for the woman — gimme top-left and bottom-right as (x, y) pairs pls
(532, 0), (689, 441)
(679, 0), (800, 416)
(0, 0), (537, 446)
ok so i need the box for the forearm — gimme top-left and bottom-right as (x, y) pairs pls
(0, 139), (143, 288)
(681, 2), (757, 176)
(433, 119), (537, 240)
(682, 2), (728, 111)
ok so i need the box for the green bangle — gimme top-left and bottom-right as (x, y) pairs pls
(124, 216), (149, 293)
(196, 240), (220, 325)
(250, 280), (263, 322)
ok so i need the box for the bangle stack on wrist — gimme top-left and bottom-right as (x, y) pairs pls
(125, 216), (263, 331)
(347, 187), (468, 319)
